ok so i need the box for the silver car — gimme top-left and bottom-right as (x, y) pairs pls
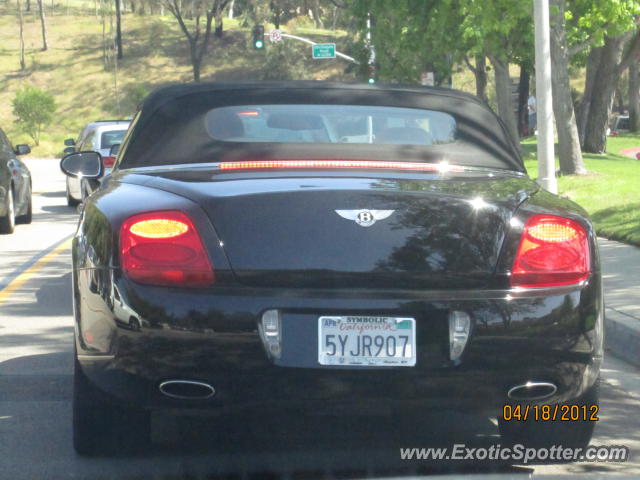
(64, 120), (130, 206)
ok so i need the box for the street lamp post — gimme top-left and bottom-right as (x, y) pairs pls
(534, 0), (557, 193)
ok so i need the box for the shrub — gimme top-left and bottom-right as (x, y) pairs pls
(261, 41), (310, 81)
(12, 85), (56, 146)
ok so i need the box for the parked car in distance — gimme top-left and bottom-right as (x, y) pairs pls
(61, 82), (602, 456)
(607, 114), (630, 136)
(0, 128), (32, 234)
(64, 120), (130, 206)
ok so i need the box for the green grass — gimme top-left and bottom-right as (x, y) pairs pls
(522, 134), (640, 246)
(0, 2), (354, 157)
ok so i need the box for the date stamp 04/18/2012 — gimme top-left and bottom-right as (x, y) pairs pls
(502, 404), (599, 422)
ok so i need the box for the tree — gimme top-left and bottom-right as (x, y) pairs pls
(464, 55), (488, 102)
(490, 54), (519, 143)
(630, 61), (640, 132)
(549, 0), (585, 174)
(516, 65), (530, 137)
(115, 0), (123, 58)
(567, 0), (640, 153)
(17, 0), (26, 70)
(347, 0), (534, 142)
(164, 0), (230, 81)
(12, 85), (56, 146)
(580, 30), (640, 153)
(349, 0), (467, 85)
(459, 0), (533, 143)
(37, 0), (48, 51)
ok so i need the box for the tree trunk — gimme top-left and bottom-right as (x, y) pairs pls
(102, 0), (108, 69)
(614, 86), (623, 114)
(582, 35), (629, 153)
(311, 0), (322, 28)
(17, 0), (26, 70)
(189, 39), (201, 81)
(115, 0), (123, 59)
(517, 65), (529, 137)
(630, 62), (640, 132)
(474, 55), (488, 102)
(215, 11), (223, 37)
(577, 47), (601, 146)
(37, 0), (48, 51)
(272, 0), (280, 29)
(25, 0), (30, 11)
(490, 55), (519, 143)
(549, 0), (586, 174)
(331, 5), (339, 31)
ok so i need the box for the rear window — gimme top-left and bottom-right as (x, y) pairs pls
(100, 130), (127, 150)
(206, 105), (457, 146)
(120, 89), (524, 172)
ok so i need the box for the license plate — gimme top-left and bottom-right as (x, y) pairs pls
(318, 316), (416, 367)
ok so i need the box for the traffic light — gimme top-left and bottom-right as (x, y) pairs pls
(367, 63), (376, 84)
(253, 25), (265, 50)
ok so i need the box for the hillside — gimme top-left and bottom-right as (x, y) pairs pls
(0, 2), (355, 156)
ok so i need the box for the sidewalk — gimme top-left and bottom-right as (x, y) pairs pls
(599, 238), (640, 367)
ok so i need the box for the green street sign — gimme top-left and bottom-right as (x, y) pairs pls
(312, 43), (336, 59)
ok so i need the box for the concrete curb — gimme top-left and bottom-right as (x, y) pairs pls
(605, 307), (640, 368)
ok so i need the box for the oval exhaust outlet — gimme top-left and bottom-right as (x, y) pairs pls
(507, 381), (557, 401)
(159, 380), (215, 400)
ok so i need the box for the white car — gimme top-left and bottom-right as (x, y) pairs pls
(64, 121), (130, 206)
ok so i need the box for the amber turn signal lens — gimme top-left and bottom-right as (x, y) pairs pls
(527, 222), (578, 243)
(129, 219), (189, 239)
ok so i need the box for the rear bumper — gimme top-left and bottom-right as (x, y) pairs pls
(75, 269), (603, 416)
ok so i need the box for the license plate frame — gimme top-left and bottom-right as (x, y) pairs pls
(317, 316), (416, 367)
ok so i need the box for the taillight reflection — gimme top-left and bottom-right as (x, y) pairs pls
(120, 211), (214, 287)
(102, 156), (116, 168)
(511, 215), (590, 289)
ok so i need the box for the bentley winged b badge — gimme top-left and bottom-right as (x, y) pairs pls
(335, 209), (395, 227)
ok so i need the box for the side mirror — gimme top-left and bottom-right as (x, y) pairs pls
(15, 144), (31, 155)
(109, 143), (121, 156)
(64, 138), (76, 146)
(60, 151), (103, 179)
(63, 146), (75, 155)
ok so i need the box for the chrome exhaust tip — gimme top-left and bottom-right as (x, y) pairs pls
(159, 380), (215, 400)
(507, 381), (557, 401)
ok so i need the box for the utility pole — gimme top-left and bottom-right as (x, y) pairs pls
(534, 0), (557, 193)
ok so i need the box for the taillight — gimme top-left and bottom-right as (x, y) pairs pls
(511, 214), (590, 288)
(120, 211), (214, 287)
(102, 156), (116, 167)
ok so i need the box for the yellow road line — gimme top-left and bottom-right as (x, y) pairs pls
(0, 238), (73, 305)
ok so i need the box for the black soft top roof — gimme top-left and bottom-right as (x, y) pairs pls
(140, 81), (489, 112)
(122, 81), (523, 172)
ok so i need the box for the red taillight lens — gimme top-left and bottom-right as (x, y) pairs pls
(511, 214), (590, 288)
(102, 156), (116, 167)
(120, 211), (214, 287)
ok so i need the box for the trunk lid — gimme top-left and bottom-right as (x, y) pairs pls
(123, 169), (538, 289)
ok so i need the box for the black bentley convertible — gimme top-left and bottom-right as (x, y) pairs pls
(61, 82), (602, 456)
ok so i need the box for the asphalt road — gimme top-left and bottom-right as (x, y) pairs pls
(0, 158), (638, 480)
